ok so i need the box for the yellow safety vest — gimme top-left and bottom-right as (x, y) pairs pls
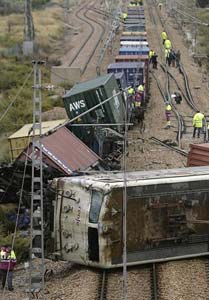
(161, 31), (167, 40)
(0, 250), (16, 260)
(193, 112), (204, 128)
(138, 85), (144, 92)
(164, 39), (172, 49)
(149, 50), (155, 58)
(165, 104), (171, 111)
(128, 87), (134, 94)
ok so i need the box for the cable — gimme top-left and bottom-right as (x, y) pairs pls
(122, 89), (128, 300)
(0, 69), (33, 124)
(2, 135), (30, 297)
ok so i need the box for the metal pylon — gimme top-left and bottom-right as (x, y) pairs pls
(29, 61), (45, 300)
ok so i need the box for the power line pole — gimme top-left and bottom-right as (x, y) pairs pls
(29, 60), (45, 300)
(23, 0), (35, 55)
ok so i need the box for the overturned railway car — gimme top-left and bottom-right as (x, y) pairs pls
(51, 166), (209, 268)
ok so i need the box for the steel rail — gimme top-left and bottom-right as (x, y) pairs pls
(68, 3), (94, 66)
(150, 136), (188, 156)
(99, 270), (107, 300)
(81, 7), (106, 74)
(151, 263), (158, 300)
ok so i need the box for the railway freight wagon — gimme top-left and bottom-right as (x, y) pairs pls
(107, 62), (148, 95)
(62, 73), (125, 156)
(51, 166), (209, 268)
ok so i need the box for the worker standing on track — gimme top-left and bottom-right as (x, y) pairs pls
(161, 31), (167, 45)
(158, 2), (162, 10)
(193, 110), (205, 138)
(127, 86), (135, 111)
(122, 12), (128, 21)
(165, 102), (172, 128)
(137, 83), (144, 103)
(149, 49), (155, 64)
(152, 52), (158, 69)
(0, 245), (17, 291)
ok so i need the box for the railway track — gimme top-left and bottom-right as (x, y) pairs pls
(146, 0), (208, 151)
(68, 1), (107, 75)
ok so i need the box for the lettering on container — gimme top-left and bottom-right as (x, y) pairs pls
(69, 100), (86, 112)
(75, 206), (81, 225)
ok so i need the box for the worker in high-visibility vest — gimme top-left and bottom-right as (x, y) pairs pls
(149, 49), (155, 63)
(137, 83), (145, 104)
(137, 84), (144, 92)
(193, 110), (204, 138)
(165, 102), (172, 128)
(127, 86), (135, 110)
(158, 2), (163, 10)
(0, 245), (16, 291)
(121, 12), (128, 21)
(164, 39), (172, 50)
(161, 31), (167, 44)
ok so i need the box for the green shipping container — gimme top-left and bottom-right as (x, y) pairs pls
(63, 73), (125, 127)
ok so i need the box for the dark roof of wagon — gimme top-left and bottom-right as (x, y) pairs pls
(63, 73), (114, 98)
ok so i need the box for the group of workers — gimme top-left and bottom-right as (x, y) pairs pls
(165, 99), (206, 139)
(161, 31), (181, 67)
(128, 83), (145, 109)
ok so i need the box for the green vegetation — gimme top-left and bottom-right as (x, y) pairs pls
(0, 2), (65, 162)
(0, 0), (51, 14)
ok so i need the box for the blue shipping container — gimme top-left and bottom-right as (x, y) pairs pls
(119, 46), (149, 55)
(107, 62), (145, 87)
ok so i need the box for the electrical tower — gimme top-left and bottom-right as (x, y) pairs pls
(29, 61), (45, 300)
(23, 0), (35, 55)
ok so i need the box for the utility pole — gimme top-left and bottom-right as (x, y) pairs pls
(29, 61), (45, 300)
(23, 0), (35, 56)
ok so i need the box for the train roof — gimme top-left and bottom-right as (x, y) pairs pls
(57, 166), (209, 189)
(63, 73), (114, 98)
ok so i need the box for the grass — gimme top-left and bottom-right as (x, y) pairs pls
(0, 2), (66, 162)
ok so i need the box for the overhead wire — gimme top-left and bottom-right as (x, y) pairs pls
(2, 135), (30, 297)
(122, 90), (128, 300)
(0, 69), (33, 124)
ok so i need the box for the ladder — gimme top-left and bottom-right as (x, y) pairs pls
(29, 61), (45, 299)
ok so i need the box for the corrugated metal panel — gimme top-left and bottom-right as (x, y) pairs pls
(18, 126), (100, 175)
(8, 119), (67, 160)
(8, 119), (67, 139)
(41, 127), (99, 173)
(187, 143), (209, 166)
(63, 73), (113, 98)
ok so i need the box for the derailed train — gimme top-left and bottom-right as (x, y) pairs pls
(45, 3), (209, 268)
(50, 166), (209, 268)
(62, 4), (149, 159)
